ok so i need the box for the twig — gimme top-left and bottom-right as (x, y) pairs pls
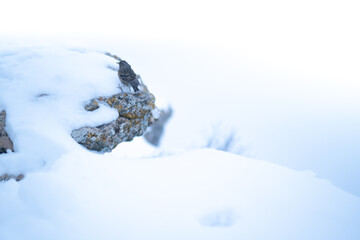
(104, 52), (122, 61)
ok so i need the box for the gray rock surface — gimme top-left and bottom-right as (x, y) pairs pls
(71, 92), (157, 153)
(0, 110), (21, 181)
(0, 110), (14, 154)
(144, 107), (173, 147)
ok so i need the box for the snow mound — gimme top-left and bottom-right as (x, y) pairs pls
(1, 149), (360, 240)
(0, 46), (120, 173)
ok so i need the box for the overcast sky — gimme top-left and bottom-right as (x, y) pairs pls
(2, 0), (360, 82)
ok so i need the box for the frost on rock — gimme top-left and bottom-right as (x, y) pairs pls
(71, 92), (157, 153)
(0, 110), (14, 154)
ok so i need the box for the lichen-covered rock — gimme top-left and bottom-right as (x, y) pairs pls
(0, 110), (14, 154)
(71, 92), (157, 153)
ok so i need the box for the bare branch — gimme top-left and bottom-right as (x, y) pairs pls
(104, 52), (122, 61)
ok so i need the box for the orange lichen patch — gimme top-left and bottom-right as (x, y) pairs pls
(115, 104), (123, 111)
(121, 108), (151, 119)
(148, 101), (155, 109)
(106, 97), (118, 106)
(121, 110), (149, 120)
(87, 132), (98, 139)
(84, 100), (100, 111)
(121, 112), (137, 119)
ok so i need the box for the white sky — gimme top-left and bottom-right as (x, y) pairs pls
(1, 0), (360, 81)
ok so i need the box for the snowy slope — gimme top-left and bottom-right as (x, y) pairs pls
(96, 40), (360, 196)
(0, 46), (360, 239)
(1, 149), (360, 240)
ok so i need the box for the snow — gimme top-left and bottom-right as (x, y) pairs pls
(0, 46), (120, 173)
(1, 45), (360, 239)
(1, 148), (360, 240)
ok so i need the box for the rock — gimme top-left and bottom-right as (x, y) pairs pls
(0, 110), (7, 136)
(0, 110), (21, 182)
(16, 174), (25, 181)
(71, 92), (157, 153)
(0, 137), (14, 154)
(0, 174), (10, 181)
(0, 173), (24, 182)
(144, 107), (173, 147)
(0, 110), (14, 154)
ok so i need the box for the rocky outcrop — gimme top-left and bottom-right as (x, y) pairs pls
(71, 92), (158, 153)
(144, 107), (173, 147)
(0, 110), (14, 154)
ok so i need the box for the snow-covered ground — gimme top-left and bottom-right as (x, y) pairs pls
(2, 148), (360, 240)
(116, 42), (360, 196)
(0, 45), (360, 239)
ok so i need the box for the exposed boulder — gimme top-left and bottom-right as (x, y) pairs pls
(0, 110), (14, 154)
(71, 92), (158, 153)
(144, 107), (173, 147)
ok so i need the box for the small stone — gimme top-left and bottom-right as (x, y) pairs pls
(0, 174), (10, 181)
(84, 100), (100, 111)
(16, 174), (25, 182)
